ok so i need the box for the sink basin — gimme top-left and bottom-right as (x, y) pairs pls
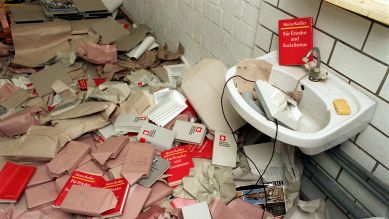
(226, 51), (376, 155)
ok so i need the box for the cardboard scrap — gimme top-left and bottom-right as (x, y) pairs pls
(181, 59), (246, 133)
(90, 17), (128, 44)
(121, 142), (155, 185)
(157, 43), (185, 61)
(78, 40), (117, 64)
(116, 24), (151, 52)
(47, 141), (91, 177)
(91, 136), (128, 165)
(12, 20), (71, 67)
(59, 185), (117, 217)
(30, 63), (72, 97)
(88, 81), (131, 103)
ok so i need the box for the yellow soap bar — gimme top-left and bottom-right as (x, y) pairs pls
(333, 99), (351, 115)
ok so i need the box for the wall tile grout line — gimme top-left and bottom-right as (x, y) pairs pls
(371, 162), (379, 173)
(369, 123), (389, 139)
(314, 0), (324, 27)
(375, 67), (389, 95)
(353, 141), (389, 171)
(335, 167), (343, 181)
(264, 1), (297, 19)
(361, 21), (374, 51)
(268, 33), (274, 53)
(326, 39), (337, 65)
(314, 27), (389, 67)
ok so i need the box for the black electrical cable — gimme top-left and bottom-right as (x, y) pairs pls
(221, 75), (279, 219)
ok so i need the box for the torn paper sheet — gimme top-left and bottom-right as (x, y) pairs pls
(126, 36), (156, 59)
(27, 165), (52, 188)
(0, 89), (31, 110)
(121, 142), (155, 185)
(50, 101), (114, 120)
(209, 198), (245, 219)
(136, 205), (166, 219)
(0, 107), (41, 137)
(116, 24), (150, 52)
(60, 185), (117, 217)
(143, 181), (173, 209)
(0, 83), (19, 102)
(127, 69), (160, 86)
(53, 113), (110, 140)
(90, 17), (128, 45)
(182, 160), (236, 204)
(12, 20), (71, 67)
(30, 63), (72, 97)
(25, 181), (58, 209)
(157, 43), (185, 61)
(119, 184), (151, 219)
(235, 59), (272, 95)
(91, 136), (128, 165)
(138, 50), (159, 68)
(47, 141), (90, 177)
(55, 50), (76, 67)
(88, 81), (131, 104)
(121, 90), (154, 115)
(0, 126), (70, 161)
(104, 143), (130, 169)
(76, 160), (104, 176)
(181, 59), (245, 133)
(78, 40), (117, 64)
(51, 80), (77, 102)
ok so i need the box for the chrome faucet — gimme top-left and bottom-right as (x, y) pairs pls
(302, 47), (324, 82)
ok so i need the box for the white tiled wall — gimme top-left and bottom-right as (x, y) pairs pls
(124, 0), (389, 217)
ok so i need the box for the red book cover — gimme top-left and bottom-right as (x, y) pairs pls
(101, 178), (130, 218)
(53, 171), (105, 207)
(0, 162), (36, 203)
(278, 17), (313, 65)
(186, 139), (213, 159)
(161, 146), (194, 186)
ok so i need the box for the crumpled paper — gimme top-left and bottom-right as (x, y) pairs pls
(181, 159), (236, 204)
(77, 40), (117, 64)
(0, 126), (71, 161)
(88, 81), (131, 104)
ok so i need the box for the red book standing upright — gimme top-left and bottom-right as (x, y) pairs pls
(0, 161), (36, 203)
(278, 17), (313, 65)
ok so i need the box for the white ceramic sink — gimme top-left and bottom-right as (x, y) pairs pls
(226, 51), (376, 155)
